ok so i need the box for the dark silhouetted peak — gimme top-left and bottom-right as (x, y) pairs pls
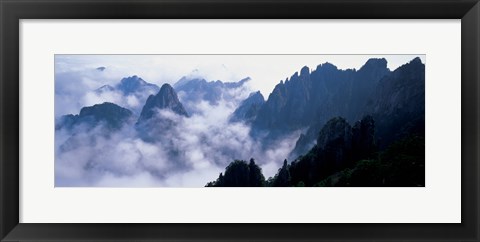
(359, 58), (388, 72)
(316, 62), (338, 71)
(57, 102), (133, 132)
(80, 102), (132, 118)
(205, 159), (265, 187)
(392, 57), (424, 74)
(137, 83), (189, 123)
(300, 66), (310, 76)
(409, 57), (422, 64)
(230, 91), (265, 123)
(159, 83), (176, 94)
(247, 91), (264, 103)
(96, 66), (106, 71)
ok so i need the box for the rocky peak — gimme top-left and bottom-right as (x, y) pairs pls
(116, 75), (149, 95)
(229, 91), (265, 123)
(300, 66), (310, 76)
(137, 83), (189, 124)
(58, 102), (133, 132)
(359, 58), (388, 72)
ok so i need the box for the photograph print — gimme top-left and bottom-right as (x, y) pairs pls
(55, 55), (425, 187)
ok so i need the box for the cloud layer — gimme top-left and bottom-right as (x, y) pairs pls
(55, 67), (297, 187)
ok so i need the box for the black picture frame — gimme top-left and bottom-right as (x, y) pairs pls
(1, 0), (479, 241)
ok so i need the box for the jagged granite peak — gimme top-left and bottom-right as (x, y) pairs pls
(315, 62), (339, 72)
(247, 91), (264, 102)
(251, 58), (391, 138)
(409, 56), (422, 64)
(229, 91), (265, 123)
(300, 66), (310, 76)
(56, 102), (133, 131)
(137, 83), (189, 124)
(358, 58), (388, 72)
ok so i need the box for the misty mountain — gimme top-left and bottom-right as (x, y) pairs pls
(210, 115), (379, 187)
(136, 83), (189, 142)
(56, 102), (134, 132)
(287, 116), (375, 186)
(229, 91), (265, 124)
(116, 75), (160, 96)
(173, 76), (251, 113)
(95, 75), (160, 96)
(137, 83), (189, 123)
(55, 56), (424, 187)
(94, 75), (160, 113)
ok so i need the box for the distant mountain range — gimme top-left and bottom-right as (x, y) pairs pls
(96, 75), (160, 96)
(95, 75), (160, 113)
(174, 76), (251, 114)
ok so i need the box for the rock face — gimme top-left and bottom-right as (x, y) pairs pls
(229, 91), (265, 123)
(351, 115), (376, 161)
(135, 83), (189, 142)
(289, 116), (376, 186)
(137, 83), (189, 124)
(316, 117), (354, 170)
(56, 102), (133, 132)
(173, 77), (250, 113)
(252, 59), (389, 138)
(288, 57), (424, 157)
(367, 57), (425, 148)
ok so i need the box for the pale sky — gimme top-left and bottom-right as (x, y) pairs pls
(55, 54), (425, 98)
